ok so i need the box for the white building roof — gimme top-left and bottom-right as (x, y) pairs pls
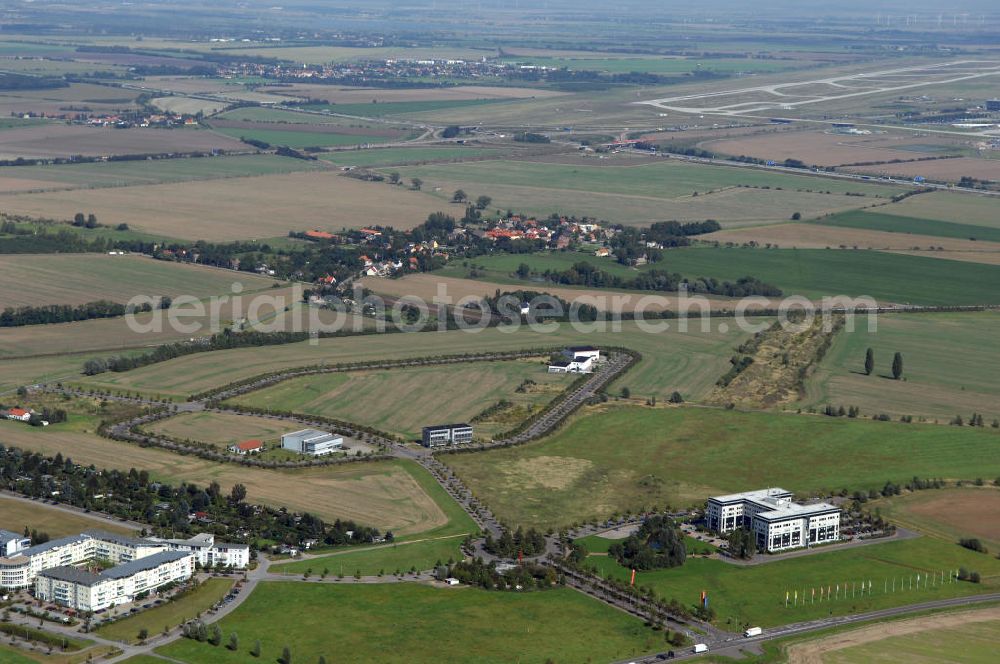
(708, 488), (792, 504)
(755, 501), (840, 522)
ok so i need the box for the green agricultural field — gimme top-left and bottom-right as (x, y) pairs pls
(443, 405), (1000, 529)
(440, 246), (1000, 305)
(209, 126), (396, 148)
(156, 583), (661, 663)
(0, 254), (278, 309)
(804, 311), (1000, 421)
(96, 578), (235, 644)
(300, 98), (509, 117)
(0, 154), (326, 190)
(819, 210), (1000, 243)
(584, 535), (1000, 628)
(819, 614), (1000, 664)
(319, 146), (504, 167)
(271, 536), (466, 577)
(74, 320), (749, 402)
(226, 358), (568, 439)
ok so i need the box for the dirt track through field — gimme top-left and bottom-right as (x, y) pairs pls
(785, 606), (1000, 663)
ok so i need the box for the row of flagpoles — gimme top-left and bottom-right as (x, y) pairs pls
(784, 570), (960, 607)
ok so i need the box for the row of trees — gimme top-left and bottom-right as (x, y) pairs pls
(1, 300), (157, 328)
(0, 443), (380, 549)
(534, 260), (782, 297)
(483, 527), (547, 558)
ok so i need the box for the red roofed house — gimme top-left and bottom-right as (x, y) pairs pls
(228, 439), (265, 455)
(6, 408), (31, 422)
(305, 230), (335, 240)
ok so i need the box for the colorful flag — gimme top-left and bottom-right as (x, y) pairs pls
(630, 569), (636, 586)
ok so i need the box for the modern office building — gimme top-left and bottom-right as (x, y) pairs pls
(280, 428), (343, 456)
(0, 529), (30, 557)
(421, 423), (474, 447)
(706, 488), (840, 553)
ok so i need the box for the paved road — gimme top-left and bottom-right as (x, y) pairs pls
(615, 592), (1000, 663)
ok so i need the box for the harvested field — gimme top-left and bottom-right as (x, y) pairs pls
(0, 124), (246, 160)
(0, 254), (278, 309)
(0, 175), (60, 192)
(74, 319), (750, 403)
(702, 129), (958, 167)
(273, 84), (562, 104)
(145, 411), (299, 448)
(361, 273), (781, 312)
(877, 488), (1000, 551)
(786, 606), (1000, 664)
(882, 191), (1000, 228)
(0, 493), (136, 537)
(151, 96), (227, 116)
(0, 423), (447, 536)
(143, 76), (249, 94)
(0, 171), (448, 240)
(848, 156), (1000, 182)
(227, 358), (568, 440)
(208, 119), (403, 138)
(703, 222), (1000, 263)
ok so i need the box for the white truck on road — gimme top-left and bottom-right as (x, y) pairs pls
(744, 626), (762, 637)
(693, 643), (709, 653)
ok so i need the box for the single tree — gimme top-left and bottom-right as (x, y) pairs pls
(621, 387), (631, 399)
(475, 195), (492, 210)
(452, 189), (467, 203)
(863, 348), (874, 375)
(281, 646), (292, 664)
(410, 177), (423, 191)
(251, 639), (261, 657)
(891, 352), (903, 380)
(516, 262), (530, 278)
(138, 628), (148, 642)
(388, 171), (401, 184)
(228, 632), (239, 651)
(230, 483), (247, 504)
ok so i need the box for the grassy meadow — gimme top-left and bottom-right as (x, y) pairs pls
(95, 578), (235, 644)
(583, 535), (1000, 629)
(271, 536), (467, 577)
(209, 126), (397, 148)
(443, 405), (1000, 529)
(156, 583), (662, 664)
(804, 311), (1000, 421)
(226, 358), (568, 439)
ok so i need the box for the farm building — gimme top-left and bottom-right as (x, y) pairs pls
(228, 439), (265, 455)
(4, 408), (31, 422)
(281, 428), (342, 456)
(421, 423), (474, 448)
(706, 488), (840, 553)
